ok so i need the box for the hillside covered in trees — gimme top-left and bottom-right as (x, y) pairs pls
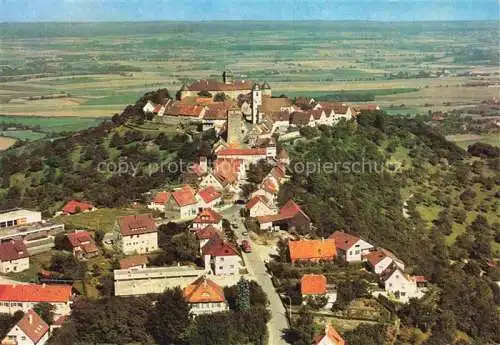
(279, 113), (499, 344)
(0, 89), (217, 215)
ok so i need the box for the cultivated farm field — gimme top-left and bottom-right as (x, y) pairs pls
(0, 21), (498, 118)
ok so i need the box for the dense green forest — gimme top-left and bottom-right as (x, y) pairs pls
(279, 113), (499, 344)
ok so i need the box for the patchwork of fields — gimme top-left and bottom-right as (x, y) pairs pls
(0, 21), (498, 118)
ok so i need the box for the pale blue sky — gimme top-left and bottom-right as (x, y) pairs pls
(1, 0), (499, 22)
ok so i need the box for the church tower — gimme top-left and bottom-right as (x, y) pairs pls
(251, 84), (262, 124)
(223, 70), (234, 84)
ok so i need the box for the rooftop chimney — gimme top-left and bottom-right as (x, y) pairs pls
(28, 313), (33, 325)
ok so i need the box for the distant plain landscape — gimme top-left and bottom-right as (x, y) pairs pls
(0, 21), (498, 149)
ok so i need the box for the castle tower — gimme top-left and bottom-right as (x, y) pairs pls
(227, 109), (243, 146)
(251, 84), (262, 124)
(261, 81), (272, 97)
(223, 70), (234, 84)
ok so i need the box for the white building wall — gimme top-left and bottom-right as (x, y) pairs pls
(142, 101), (155, 113)
(251, 189), (276, 204)
(384, 271), (421, 303)
(345, 239), (374, 262)
(120, 232), (158, 255)
(192, 220), (223, 230)
(373, 257), (394, 275)
(147, 202), (165, 212)
(249, 202), (276, 218)
(0, 301), (71, 317)
(0, 257), (30, 274)
(189, 302), (229, 316)
(0, 210), (42, 228)
(179, 204), (199, 219)
(213, 255), (239, 276)
(114, 267), (206, 296)
(3, 325), (42, 345)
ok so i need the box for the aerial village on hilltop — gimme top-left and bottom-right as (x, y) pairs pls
(0, 71), (429, 345)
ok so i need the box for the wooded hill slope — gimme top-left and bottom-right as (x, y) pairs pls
(0, 89), (217, 215)
(279, 113), (499, 344)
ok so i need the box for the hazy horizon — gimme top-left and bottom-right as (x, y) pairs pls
(1, 0), (499, 22)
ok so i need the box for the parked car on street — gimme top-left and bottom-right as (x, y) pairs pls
(241, 239), (252, 253)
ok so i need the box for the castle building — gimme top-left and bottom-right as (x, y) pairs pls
(178, 71), (271, 104)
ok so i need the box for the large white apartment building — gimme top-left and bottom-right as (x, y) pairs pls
(0, 209), (41, 229)
(114, 266), (206, 296)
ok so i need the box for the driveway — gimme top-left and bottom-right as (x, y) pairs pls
(222, 206), (290, 345)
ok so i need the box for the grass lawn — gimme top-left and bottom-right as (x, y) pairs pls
(384, 107), (421, 116)
(83, 92), (143, 106)
(416, 204), (441, 226)
(445, 223), (467, 246)
(56, 207), (151, 233)
(446, 133), (500, 150)
(279, 88), (419, 100)
(0, 115), (105, 133)
(0, 130), (46, 141)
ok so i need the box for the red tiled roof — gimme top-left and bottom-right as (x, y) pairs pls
(214, 159), (241, 184)
(15, 309), (49, 344)
(119, 255), (148, 269)
(195, 97), (214, 105)
(0, 240), (28, 262)
(204, 103), (230, 120)
(290, 111), (313, 125)
(62, 200), (94, 214)
(313, 324), (345, 345)
(197, 186), (222, 204)
(260, 96), (293, 113)
(0, 284), (72, 303)
(288, 239), (336, 262)
(193, 208), (223, 224)
(352, 103), (379, 112)
(280, 200), (309, 220)
(195, 225), (221, 240)
(246, 195), (270, 210)
(267, 111), (291, 122)
(186, 79), (254, 92)
(411, 275), (427, 283)
(257, 199), (310, 224)
(217, 148), (267, 156)
(171, 185), (198, 207)
(363, 249), (389, 267)
(153, 104), (163, 113)
(310, 109), (325, 120)
(320, 102), (350, 115)
(262, 177), (279, 194)
(117, 213), (157, 236)
(165, 103), (206, 117)
(270, 166), (286, 180)
(152, 191), (170, 205)
(66, 231), (98, 255)
(202, 238), (239, 257)
(301, 274), (327, 295)
(189, 163), (206, 177)
(183, 276), (226, 303)
(53, 315), (68, 326)
(329, 231), (360, 251)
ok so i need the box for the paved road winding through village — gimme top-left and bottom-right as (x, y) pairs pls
(222, 206), (290, 345)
